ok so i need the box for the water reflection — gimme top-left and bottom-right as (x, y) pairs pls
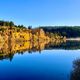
(46, 41), (80, 50)
(0, 38), (80, 61)
(0, 39), (64, 60)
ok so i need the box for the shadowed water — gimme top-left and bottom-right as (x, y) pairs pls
(0, 40), (80, 80)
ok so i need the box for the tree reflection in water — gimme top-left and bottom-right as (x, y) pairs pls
(0, 40), (80, 61)
(0, 37), (65, 61)
(70, 59), (80, 80)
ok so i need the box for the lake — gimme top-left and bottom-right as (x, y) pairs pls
(0, 40), (80, 80)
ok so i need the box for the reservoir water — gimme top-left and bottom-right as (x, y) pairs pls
(0, 41), (80, 80)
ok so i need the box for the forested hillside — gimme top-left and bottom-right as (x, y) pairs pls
(40, 26), (80, 38)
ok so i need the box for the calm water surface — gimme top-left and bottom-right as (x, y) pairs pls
(0, 49), (80, 80)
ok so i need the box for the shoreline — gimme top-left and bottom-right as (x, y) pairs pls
(66, 38), (80, 41)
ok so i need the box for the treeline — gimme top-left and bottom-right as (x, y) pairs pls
(0, 20), (14, 27)
(40, 26), (80, 38)
(1, 20), (80, 38)
(0, 20), (27, 29)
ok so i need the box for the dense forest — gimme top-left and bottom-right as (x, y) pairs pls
(40, 26), (80, 38)
(1, 20), (80, 38)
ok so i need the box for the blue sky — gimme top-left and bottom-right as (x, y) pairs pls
(0, 0), (80, 27)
